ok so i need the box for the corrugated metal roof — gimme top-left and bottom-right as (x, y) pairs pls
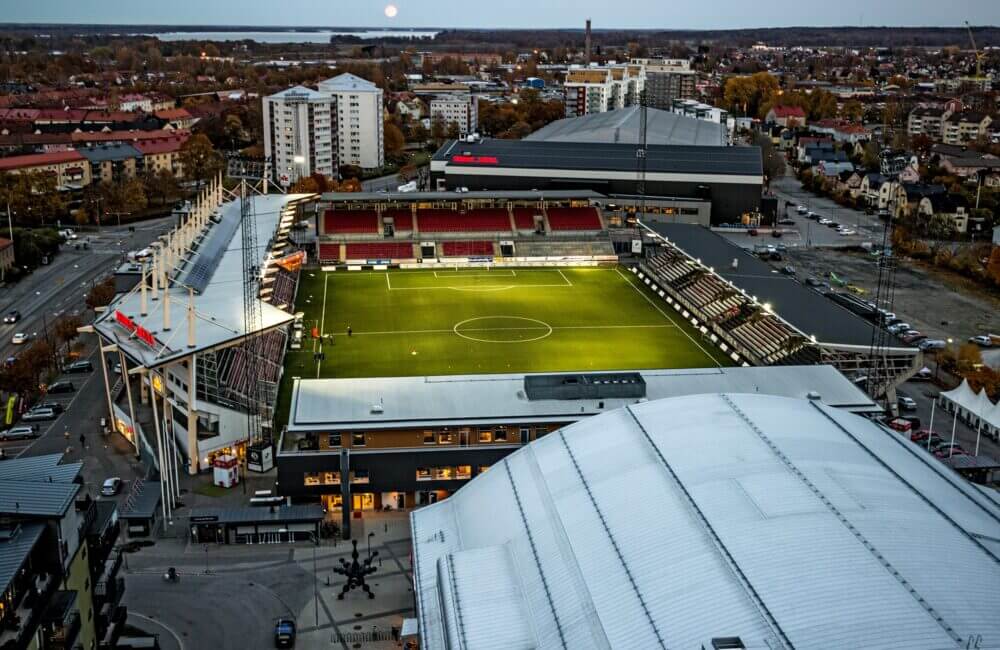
(526, 106), (727, 147)
(0, 481), (79, 517)
(411, 394), (1000, 650)
(0, 522), (45, 596)
(432, 138), (762, 177)
(0, 454), (81, 484)
(121, 481), (161, 519)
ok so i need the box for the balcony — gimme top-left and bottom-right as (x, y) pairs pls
(97, 605), (127, 650)
(0, 572), (57, 648)
(39, 591), (80, 650)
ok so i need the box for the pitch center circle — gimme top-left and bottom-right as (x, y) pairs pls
(453, 316), (553, 343)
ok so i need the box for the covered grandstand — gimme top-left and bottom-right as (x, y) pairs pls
(525, 105), (729, 147)
(92, 184), (315, 474)
(316, 190), (617, 264)
(636, 221), (921, 394)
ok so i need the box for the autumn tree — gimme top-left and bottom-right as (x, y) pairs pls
(85, 277), (117, 311)
(179, 133), (224, 183)
(384, 120), (406, 159)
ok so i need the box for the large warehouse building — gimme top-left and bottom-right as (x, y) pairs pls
(429, 138), (763, 224)
(411, 393), (1000, 649)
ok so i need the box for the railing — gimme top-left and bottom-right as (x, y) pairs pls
(0, 572), (56, 648)
(45, 610), (81, 650)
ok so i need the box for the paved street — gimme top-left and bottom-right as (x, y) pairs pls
(123, 511), (416, 650)
(899, 376), (1000, 461)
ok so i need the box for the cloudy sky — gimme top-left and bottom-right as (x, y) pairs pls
(4, 0), (999, 29)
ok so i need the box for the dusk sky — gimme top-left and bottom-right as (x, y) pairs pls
(5, 0), (999, 29)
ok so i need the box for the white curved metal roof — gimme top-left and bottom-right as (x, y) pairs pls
(411, 393), (1000, 650)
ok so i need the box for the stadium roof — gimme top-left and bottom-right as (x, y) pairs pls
(321, 189), (605, 203)
(411, 393), (1000, 650)
(643, 222), (903, 350)
(526, 106), (728, 147)
(431, 138), (762, 179)
(94, 193), (311, 369)
(283, 365), (879, 439)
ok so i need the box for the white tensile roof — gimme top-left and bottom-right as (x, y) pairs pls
(95, 193), (310, 368)
(940, 378), (1000, 431)
(411, 393), (1000, 650)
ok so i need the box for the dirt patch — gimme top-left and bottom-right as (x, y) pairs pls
(779, 247), (1000, 343)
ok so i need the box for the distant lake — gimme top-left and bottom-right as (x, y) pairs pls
(147, 30), (438, 43)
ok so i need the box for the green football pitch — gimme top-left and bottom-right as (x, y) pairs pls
(281, 266), (730, 380)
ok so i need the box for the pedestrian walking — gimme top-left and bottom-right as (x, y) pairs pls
(79, 433), (86, 450)
(347, 325), (352, 337)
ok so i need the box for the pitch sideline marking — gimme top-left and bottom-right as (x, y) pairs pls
(557, 269), (573, 286)
(614, 267), (722, 368)
(317, 273), (330, 378)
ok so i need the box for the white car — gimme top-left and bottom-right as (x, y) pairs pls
(818, 218), (833, 225)
(969, 335), (993, 347)
(838, 228), (857, 236)
(11, 332), (28, 345)
(101, 477), (123, 496)
(796, 205), (808, 214)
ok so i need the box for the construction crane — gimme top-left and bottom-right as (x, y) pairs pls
(965, 21), (985, 79)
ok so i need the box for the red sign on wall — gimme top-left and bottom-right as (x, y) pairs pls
(115, 310), (157, 348)
(451, 155), (498, 165)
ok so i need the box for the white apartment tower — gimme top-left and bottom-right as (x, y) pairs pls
(563, 64), (645, 118)
(429, 94), (479, 137)
(319, 73), (385, 172)
(263, 86), (335, 186)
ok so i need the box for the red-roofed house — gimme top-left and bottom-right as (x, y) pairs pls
(70, 129), (188, 146)
(154, 108), (198, 130)
(766, 105), (807, 127)
(0, 150), (91, 188)
(133, 134), (190, 177)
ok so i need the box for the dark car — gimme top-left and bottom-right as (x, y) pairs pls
(805, 277), (823, 287)
(781, 265), (796, 275)
(46, 381), (75, 394)
(274, 618), (296, 648)
(3, 310), (21, 324)
(777, 218), (795, 225)
(64, 360), (94, 374)
(771, 230), (783, 238)
(748, 228), (759, 236)
(36, 401), (64, 414)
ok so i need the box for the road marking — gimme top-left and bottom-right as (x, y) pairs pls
(614, 268), (722, 368)
(129, 612), (186, 650)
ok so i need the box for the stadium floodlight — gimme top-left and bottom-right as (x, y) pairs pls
(293, 155), (305, 164)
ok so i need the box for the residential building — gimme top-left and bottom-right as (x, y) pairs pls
(428, 94), (478, 137)
(765, 104), (807, 127)
(907, 106), (952, 138)
(0, 454), (126, 650)
(133, 134), (189, 178)
(918, 192), (970, 233)
(0, 150), (91, 189)
(78, 143), (142, 184)
(879, 149), (918, 178)
(563, 65), (644, 118)
(116, 93), (153, 112)
(809, 119), (871, 144)
(154, 107), (198, 130)
(319, 73), (385, 172)
(860, 172), (889, 209)
(630, 58), (696, 108)
(263, 86), (336, 186)
(942, 112), (993, 145)
(940, 156), (1000, 186)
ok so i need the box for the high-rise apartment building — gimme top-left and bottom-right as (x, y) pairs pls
(563, 64), (645, 118)
(263, 86), (336, 186)
(631, 58), (696, 109)
(319, 73), (385, 172)
(429, 94), (479, 137)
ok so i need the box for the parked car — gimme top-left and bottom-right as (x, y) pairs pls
(0, 426), (39, 441)
(101, 477), (123, 496)
(969, 335), (994, 347)
(35, 401), (64, 414)
(11, 332), (29, 345)
(825, 221), (841, 228)
(919, 339), (947, 351)
(901, 331), (926, 344)
(3, 310), (21, 324)
(22, 408), (57, 422)
(781, 265), (796, 275)
(818, 218), (833, 225)
(887, 323), (911, 335)
(46, 381), (75, 394)
(838, 228), (857, 236)
(771, 230), (782, 238)
(64, 360), (94, 374)
(777, 218), (795, 225)
(898, 396), (917, 411)
(58, 228), (77, 240)
(806, 211), (819, 219)
(796, 205), (808, 214)
(748, 228), (759, 236)
(934, 444), (966, 458)
(274, 618), (296, 648)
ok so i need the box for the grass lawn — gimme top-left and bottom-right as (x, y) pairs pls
(284, 266), (729, 378)
(272, 266), (731, 425)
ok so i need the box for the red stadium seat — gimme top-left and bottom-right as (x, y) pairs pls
(546, 207), (603, 231)
(383, 208), (413, 231)
(441, 241), (495, 256)
(416, 208), (511, 233)
(513, 208), (540, 230)
(323, 209), (379, 234)
(318, 243), (340, 262)
(345, 242), (415, 259)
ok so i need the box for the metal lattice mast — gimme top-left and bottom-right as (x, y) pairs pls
(867, 189), (899, 404)
(240, 181), (264, 447)
(636, 91), (648, 223)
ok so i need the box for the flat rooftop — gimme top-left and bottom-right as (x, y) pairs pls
(526, 105), (728, 147)
(432, 138), (762, 178)
(644, 222), (903, 349)
(282, 365), (879, 448)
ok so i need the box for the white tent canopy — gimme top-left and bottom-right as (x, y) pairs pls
(938, 379), (1000, 437)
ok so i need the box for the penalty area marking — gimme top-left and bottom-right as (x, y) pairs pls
(453, 316), (553, 343)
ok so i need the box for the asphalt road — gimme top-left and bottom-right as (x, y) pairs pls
(898, 375), (999, 460)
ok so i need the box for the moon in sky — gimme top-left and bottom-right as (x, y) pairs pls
(384, 4), (398, 18)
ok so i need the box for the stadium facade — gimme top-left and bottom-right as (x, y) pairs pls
(429, 138), (763, 224)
